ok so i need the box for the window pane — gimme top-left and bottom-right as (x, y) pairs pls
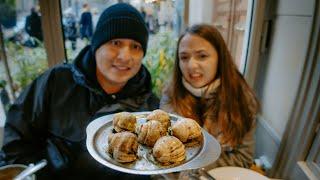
(0, 1), (48, 98)
(212, 0), (251, 72)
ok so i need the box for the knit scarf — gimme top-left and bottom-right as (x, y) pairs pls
(182, 78), (221, 99)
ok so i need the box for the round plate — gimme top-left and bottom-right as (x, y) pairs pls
(86, 112), (221, 175)
(208, 167), (270, 180)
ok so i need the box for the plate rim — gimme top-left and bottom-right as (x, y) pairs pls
(86, 111), (221, 175)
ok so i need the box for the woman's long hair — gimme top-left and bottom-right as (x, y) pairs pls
(166, 24), (259, 146)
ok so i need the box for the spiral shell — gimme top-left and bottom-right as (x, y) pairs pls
(108, 131), (138, 163)
(137, 120), (167, 147)
(146, 109), (171, 130)
(152, 136), (186, 165)
(171, 118), (203, 146)
(112, 112), (136, 133)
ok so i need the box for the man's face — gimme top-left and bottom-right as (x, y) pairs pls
(95, 39), (144, 90)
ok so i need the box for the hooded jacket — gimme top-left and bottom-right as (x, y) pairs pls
(0, 46), (158, 179)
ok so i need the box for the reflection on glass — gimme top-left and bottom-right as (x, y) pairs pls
(212, 0), (249, 70)
(60, 0), (116, 61)
(0, 1), (48, 98)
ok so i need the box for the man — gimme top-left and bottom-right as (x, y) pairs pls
(79, 3), (93, 41)
(1, 3), (158, 179)
(25, 7), (43, 41)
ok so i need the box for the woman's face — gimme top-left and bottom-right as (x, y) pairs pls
(178, 33), (218, 88)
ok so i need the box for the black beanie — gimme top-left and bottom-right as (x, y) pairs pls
(91, 3), (148, 55)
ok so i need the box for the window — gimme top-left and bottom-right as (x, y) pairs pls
(211, 0), (253, 73)
(0, 0), (48, 99)
(188, 0), (253, 73)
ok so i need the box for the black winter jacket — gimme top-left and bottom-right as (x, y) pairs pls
(0, 46), (159, 179)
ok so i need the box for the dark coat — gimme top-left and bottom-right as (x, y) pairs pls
(25, 12), (43, 41)
(80, 11), (93, 39)
(0, 46), (158, 179)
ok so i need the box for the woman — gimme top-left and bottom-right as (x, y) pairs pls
(161, 24), (260, 169)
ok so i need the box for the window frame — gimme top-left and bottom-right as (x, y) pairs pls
(0, 0), (66, 99)
(244, 0), (267, 87)
(306, 130), (320, 178)
(39, 0), (66, 67)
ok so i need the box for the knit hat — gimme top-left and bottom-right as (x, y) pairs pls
(91, 3), (149, 55)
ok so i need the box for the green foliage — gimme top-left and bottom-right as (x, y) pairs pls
(6, 41), (47, 92)
(0, 0), (16, 5)
(143, 31), (177, 98)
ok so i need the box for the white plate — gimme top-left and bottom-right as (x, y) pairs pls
(208, 166), (269, 180)
(86, 111), (221, 175)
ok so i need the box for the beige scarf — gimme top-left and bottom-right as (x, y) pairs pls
(182, 77), (221, 99)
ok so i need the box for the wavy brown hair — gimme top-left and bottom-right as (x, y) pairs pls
(166, 24), (259, 146)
